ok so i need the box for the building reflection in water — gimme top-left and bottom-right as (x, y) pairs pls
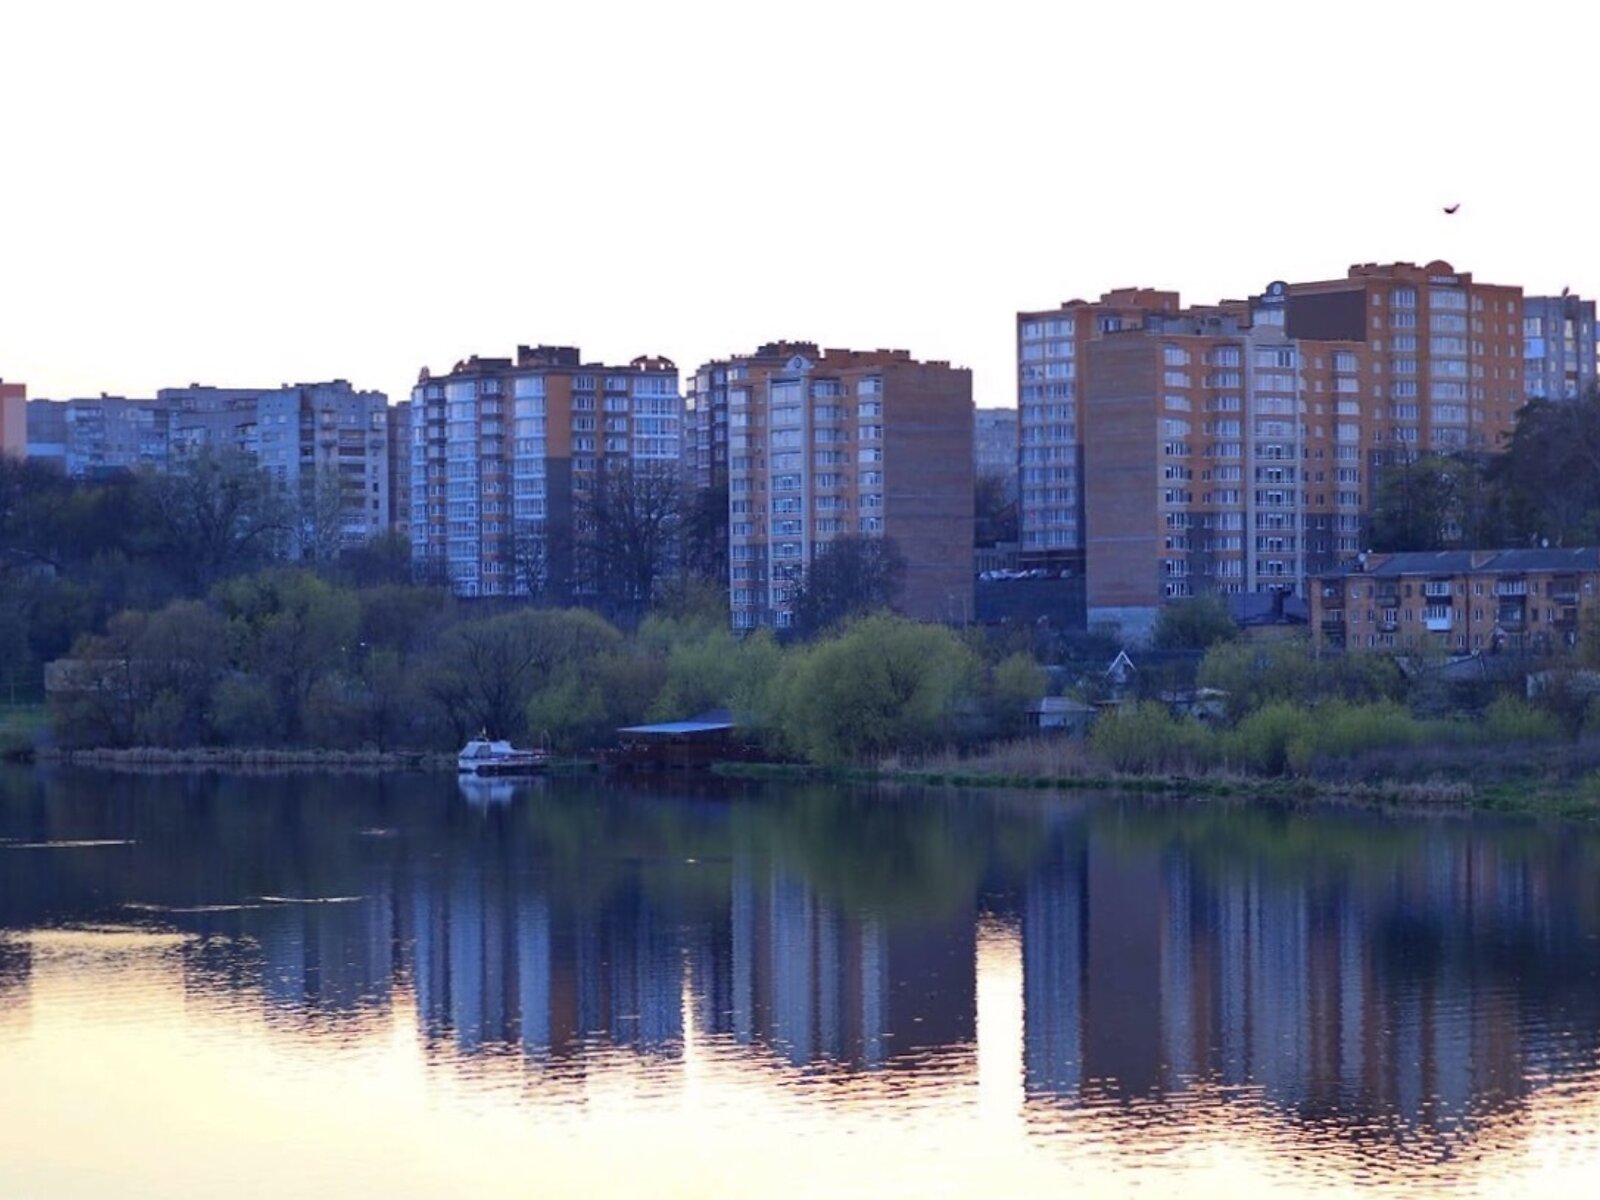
(3, 773), (1600, 1164)
(1017, 811), (1600, 1149)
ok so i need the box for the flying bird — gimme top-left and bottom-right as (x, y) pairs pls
(1443, 203), (1461, 215)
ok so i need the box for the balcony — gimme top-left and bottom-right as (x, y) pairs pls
(1320, 612), (1345, 629)
(1497, 605), (1526, 629)
(1495, 579), (1528, 597)
(1423, 606), (1454, 632)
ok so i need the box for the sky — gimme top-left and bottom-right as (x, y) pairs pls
(1, 0), (1595, 407)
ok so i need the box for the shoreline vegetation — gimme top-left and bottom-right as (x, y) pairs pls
(12, 734), (1600, 822)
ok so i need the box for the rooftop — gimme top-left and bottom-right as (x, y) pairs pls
(1325, 548), (1600, 579)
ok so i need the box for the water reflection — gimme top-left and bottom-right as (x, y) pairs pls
(2, 767), (1600, 1194)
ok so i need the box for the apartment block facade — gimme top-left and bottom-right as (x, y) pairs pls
(696, 345), (972, 630)
(1016, 288), (1181, 567)
(1311, 548), (1600, 655)
(26, 395), (169, 475)
(1026, 262), (1529, 639)
(0, 379), (25, 457)
(408, 345), (681, 599)
(1522, 293), (1597, 401)
(1082, 297), (1365, 635)
(23, 381), (396, 548)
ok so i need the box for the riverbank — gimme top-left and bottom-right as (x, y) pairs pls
(712, 758), (1600, 821)
(32, 746), (602, 775)
(16, 735), (1600, 821)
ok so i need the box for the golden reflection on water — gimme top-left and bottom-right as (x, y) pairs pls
(2, 921), (1599, 1199)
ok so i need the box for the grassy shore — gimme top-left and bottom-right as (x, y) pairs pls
(25, 745), (605, 776)
(712, 738), (1600, 821)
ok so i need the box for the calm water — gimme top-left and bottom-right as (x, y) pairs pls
(3, 769), (1600, 1198)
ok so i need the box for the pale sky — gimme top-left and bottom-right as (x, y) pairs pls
(1, 0), (1594, 407)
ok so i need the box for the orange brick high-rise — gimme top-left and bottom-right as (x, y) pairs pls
(1021, 262), (1527, 640)
(694, 345), (973, 630)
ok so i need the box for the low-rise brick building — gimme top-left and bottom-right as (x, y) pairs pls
(1311, 548), (1600, 654)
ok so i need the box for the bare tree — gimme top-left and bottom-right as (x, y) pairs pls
(571, 460), (685, 622)
(136, 448), (290, 592)
(510, 518), (552, 601)
(791, 535), (906, 638)
(295, 467), (350, 567)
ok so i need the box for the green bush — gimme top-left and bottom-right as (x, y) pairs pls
(1483, 695), (1564, 744)
(1089, 702), (1211, 774)
(1223, 701), (1309, 775)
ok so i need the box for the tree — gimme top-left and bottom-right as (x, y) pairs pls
(1151, 594), (1236, 651)
(791, 535), (907, 638)
(135, 449), (290, 593)
(424, 607), (622, 741)
(682, 477), (729, 586)
(974, 471), (1018, 546)
(1368, 453), (1482, 552)
(335, 530), (415, 589)
(1490, 391), (1600, 546)
(294, 468), (350, 567)
(570, 460), (685, 622)
(509, 518), (553, 601)
(986, 651), (1048, 738)
(212, 569), (361, 741)
(772, 614), (978, 764)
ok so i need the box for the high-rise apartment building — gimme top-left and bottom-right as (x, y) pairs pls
(696, 345), (971, 630)
(0, 379), (25, 458)
(1284, 261), (1524, 457)
(684, 341), (819, 495)
(1016, 289), (1181, 568)
(408, 345), (681, 599)
(1029, 262), (1529, 639)
(1522, 293), (1597, 401)
(161, 381), (394, 551)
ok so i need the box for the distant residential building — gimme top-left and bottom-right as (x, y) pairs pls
(1017, 288), (1183, 569)
(24, 398), (65, 467)
(1522, 293), (1597, 401)
(0, 379), (25, 458)
(974, 407), (1018, 498)
(1285, 260), (1525, 456)
(1312, 547), (1600, 654)
(1031, 261), (1529, 642)
(685, 341), (818, 495)
(162, 381), (393, 552)
(694, 344), (972, 630)
(386, 401), (412, 536)
(24, 382), (393, 552)
(408, 345), (681, 599)
(25, 395), (168, 476)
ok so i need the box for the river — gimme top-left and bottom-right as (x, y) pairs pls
(2, 766), (1599, 1197)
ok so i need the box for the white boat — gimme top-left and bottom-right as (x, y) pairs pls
(457, 734), (549, 775)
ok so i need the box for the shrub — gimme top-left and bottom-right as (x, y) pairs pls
(1089, 702), (1211, 774)
(1483, 695), (1564, 745)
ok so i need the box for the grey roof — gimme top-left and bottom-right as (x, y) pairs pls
(1029, 696), (1095, 714)
(1226, 592), (1308, 625)
(1323, 548), (1600, 580)
(617, 720), (735, 736)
